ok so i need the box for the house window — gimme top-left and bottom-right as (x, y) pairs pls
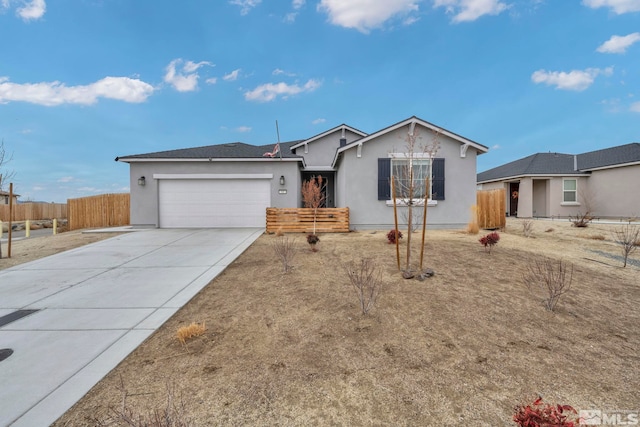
(392, 158), (431, 199)
(563, 179), (577, 203)
(378, 157), (444, 201)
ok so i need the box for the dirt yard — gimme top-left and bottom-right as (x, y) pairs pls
(19, 219), (640, 426)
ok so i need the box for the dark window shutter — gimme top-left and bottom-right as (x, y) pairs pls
(378, 158), (391, 200)
(432, 158), (445, 200)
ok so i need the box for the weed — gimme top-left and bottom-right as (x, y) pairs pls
(176, 322), (206, 345)
(522, 219), (533, 238)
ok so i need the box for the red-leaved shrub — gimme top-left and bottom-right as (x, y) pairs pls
(513, 397), (578, 427)
(479, 231), (500, 253)
(387, 229), (403, 244)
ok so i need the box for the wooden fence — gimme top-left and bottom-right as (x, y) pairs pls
(477, 189), (506, 229)
(266, 207), (350, 233)
(68, 193), (130, 231)
(0, 203), (67, 222)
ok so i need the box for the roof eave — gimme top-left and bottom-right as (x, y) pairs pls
(477, 172), (591, 184)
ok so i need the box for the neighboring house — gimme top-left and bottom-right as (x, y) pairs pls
(0, 190), (19, 205)
(116, 116), (488, 229)
(477, 143), (640, 219)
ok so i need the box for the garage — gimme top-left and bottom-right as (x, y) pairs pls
(158, 176), (271, 228)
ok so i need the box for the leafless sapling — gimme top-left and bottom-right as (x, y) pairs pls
(523, 257), (573, 312)
(344, 258), (384, 315)
(611, 224), (640, 268)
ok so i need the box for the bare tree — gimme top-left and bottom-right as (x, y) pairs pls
(611, 224), (640, 268)
(523, 258), (573, 312)
(0, 138), (16, 191)
(391, 125), (440, 277)
(301, 175), (326, 236)
(344, 258), (384, 315)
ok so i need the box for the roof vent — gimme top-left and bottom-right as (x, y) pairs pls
(340, 138), (347, 147)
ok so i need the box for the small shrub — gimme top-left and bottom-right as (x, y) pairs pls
(176, 322), (206, 345)
(523, 258), (573, 312)
(513, 397), (578, 427)
(611, 224), (640, 268)
(522, 219), (533, 238)
(479, 231), (500, 253)
(344, 258), (384, 315)
(271, 236), (297, 273)
(307, 233), (320, 252)
(95, 376), (192, 426)
(570, 211), (592, 227)
(386, 229), (403, 244)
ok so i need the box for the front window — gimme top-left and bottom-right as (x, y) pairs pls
(563, 179), (577, 203)
(391, 158), (431, 200)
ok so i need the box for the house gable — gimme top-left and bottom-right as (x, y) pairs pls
(290, 125), (367, 169)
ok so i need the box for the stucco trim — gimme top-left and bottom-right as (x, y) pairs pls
(152, 174), (274, 180)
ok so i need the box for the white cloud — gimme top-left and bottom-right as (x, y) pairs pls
(0, 76), (155, 106)
(492, 144), (500, 149)
(312, 118), (326, 124)
(244, 79), (321, 102)
(17, 0), (45, 20)
(582, 0), (640, 14)
(317, 0), (420, 33)
(206, 77), (218, 85)
(164, 59), (213, 92)
(229, 0), (261, 15)
(57, 176), (74, 183)
(433, 0), (509, 23)
(596, 32), (640, 53)
(223, 69), (241, 82)
(293, 0), (305, 9)
(531, 67), (613, 91)
(273, 68), (296, 77)
(236, 126), (252, 132)
(631, 102), (640, 112)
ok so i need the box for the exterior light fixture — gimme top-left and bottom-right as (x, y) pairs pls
(280, 175), (285, 185)
(138, 176), (146, 186)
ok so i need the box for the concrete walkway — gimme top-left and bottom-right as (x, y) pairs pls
(0, 228), (263, 427)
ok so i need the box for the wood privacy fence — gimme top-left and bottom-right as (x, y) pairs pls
(477, 189), (506, 229)
(0, 203), (67, 222)
(68, 193), (130, 231)
(266, 208), (350, 233)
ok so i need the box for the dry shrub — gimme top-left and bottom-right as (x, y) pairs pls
(611, 224), (640, 268)
(275, 227), (284, 237)
(570, 211), (592, 227)
(271, 235), (297, 272)
(93, 376), (191, 426)
(344, 258), (384, 315)
(176, 322), (206, 345)
(467, 205), (479, 234)
(521, 219), (533, 238)
(523, 258), (573, 312)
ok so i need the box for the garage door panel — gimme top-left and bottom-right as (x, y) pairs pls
(159, 179), (270, 228)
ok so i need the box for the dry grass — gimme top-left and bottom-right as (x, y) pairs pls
(176, 322), (206, 345)
(53, 219), (640, 426)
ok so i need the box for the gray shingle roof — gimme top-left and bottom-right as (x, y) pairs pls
(478, 143), (640, 183)
(116, 140), (304, 161)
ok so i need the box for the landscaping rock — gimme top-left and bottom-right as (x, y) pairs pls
(416, 269), (435, 281)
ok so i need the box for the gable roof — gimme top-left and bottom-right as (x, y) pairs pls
(0, 190), (20, 197)
(289, 124), (367, 150)
(116, 140), (304, 162)
(332, 116), (488, 167)
(477, 142), (640, 183)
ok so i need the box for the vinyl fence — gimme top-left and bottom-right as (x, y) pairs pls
(266, 207), (350, 233)
(68, 193), (130, 231)
(0, 203), (67, 222)
(477, 189), (506, 229)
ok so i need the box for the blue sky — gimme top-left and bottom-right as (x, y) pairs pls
(1, 0), (638, 202)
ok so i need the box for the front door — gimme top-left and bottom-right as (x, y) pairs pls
(301, 172), (335, 208)
(509, 182), (519, 217)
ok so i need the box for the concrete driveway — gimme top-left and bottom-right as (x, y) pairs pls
(0, 228), (263, 427)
